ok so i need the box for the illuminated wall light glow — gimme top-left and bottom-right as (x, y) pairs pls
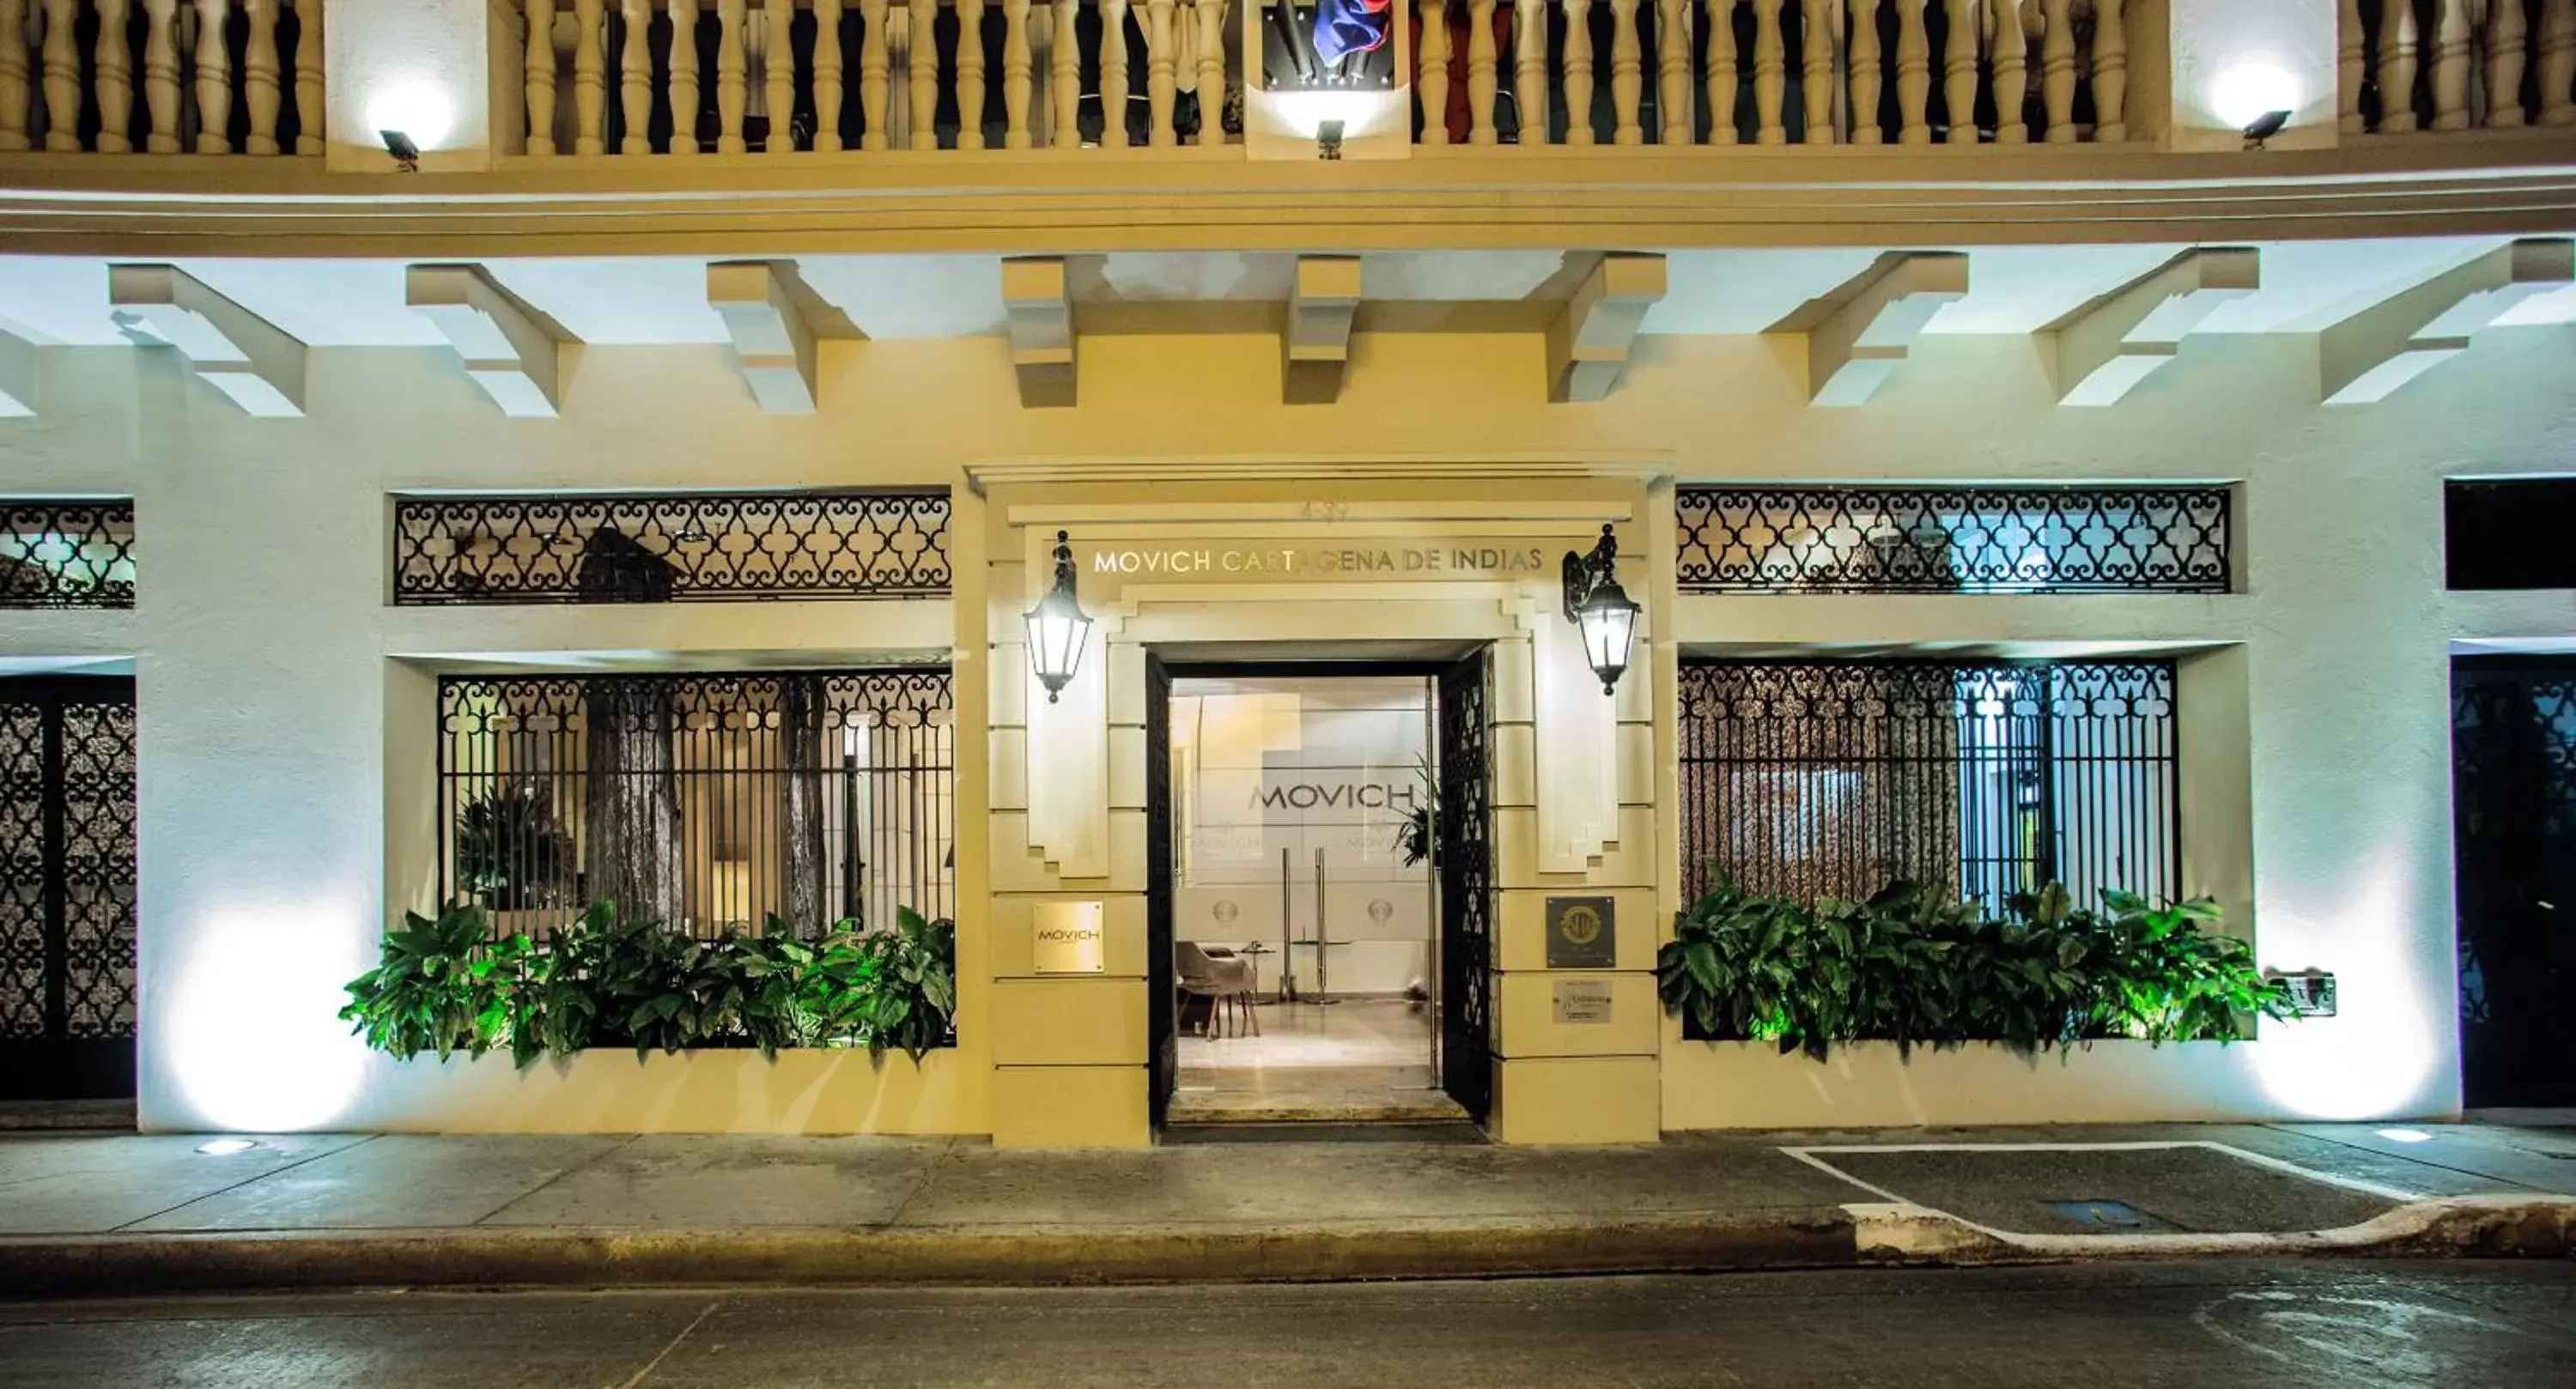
(169, 907), (370, 1132)
(1267, 88), (1398, 142)
(2251, 858), (2445, 1121)
(2208, 61), (2302, 131)
(364, 81), (457, 152)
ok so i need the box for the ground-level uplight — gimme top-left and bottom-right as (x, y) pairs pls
(2374, 1127), (2434, 1143)
(195, 1137), (259, 1155)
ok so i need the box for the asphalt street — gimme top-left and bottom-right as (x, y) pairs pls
(3, 1259), (2573, 1388)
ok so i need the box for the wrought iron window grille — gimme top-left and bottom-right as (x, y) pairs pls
(1674, 486), (2232, 595)
(392, 490), (951, 605)
(436, 668), (957, 940)
(1678, 658), (2182, 918)
(1, 500), (137, 610)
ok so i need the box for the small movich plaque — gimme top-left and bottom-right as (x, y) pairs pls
(1033, 901), (1106, 974)
(1552, 979), (1613, 1025)
(1544, 895), (1616, 969)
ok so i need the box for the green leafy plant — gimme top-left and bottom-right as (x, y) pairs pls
(453, 780), (573, 912)
(1392, 753), (1439, 868)
(1656, 875), (2293, 1061)
(848, 907), (957, 1063)
(337, 901), (513, 1060)
(341, 898), (958, 1067)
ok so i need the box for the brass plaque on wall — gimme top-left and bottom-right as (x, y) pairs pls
(1033, 901), (1106, 974)
(1545, 895), (1616, 969)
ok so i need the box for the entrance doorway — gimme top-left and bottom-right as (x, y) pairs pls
(1145, 654), (1492, 1131)
(2451, 657), (2576, 1109)
(0, 675), (137, 1101)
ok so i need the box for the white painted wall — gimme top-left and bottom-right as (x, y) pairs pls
(0, 300), (2569, 1133)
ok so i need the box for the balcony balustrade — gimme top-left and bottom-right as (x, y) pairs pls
(0, 0), (321, 154)
(507, 0), (2159, 155)
(2342, 0), (2576, 136)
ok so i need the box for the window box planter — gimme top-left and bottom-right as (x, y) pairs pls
(346, 1042), (974, 1135)
(1660, 1037), (2287, 1130)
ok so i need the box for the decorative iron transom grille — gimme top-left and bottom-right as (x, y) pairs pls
(1674, 486), (2231, 594)
(2, 500), (137, 610)
(392, 491), (951, 604)
(437, 669), (956, 939)
(1679, 659), (2181, 915)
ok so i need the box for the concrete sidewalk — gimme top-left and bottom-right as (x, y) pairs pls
(3, 1123), (2572, 1298)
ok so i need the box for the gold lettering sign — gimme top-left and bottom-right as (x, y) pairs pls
(1081, 542), (1549, 582)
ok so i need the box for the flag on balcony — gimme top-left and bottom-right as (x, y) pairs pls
(1313, 0), (1394, 66)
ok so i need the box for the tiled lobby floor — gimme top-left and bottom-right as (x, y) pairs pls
(1171, 998), (1455, 1121)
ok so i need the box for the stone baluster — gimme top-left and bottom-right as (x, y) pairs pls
(1049, 0), (1078, 148)
(1701, 0), (1733, 143)
(1848, 0), (1881, 143)
(1029, 0), (1054, 144)
(810, 0), (843, 149)
(1800, 0), (1837, 143)
(141, 0), (179, 151)
(526, 0), (560, 153)
(292, 0), (319, 152)
(1468, 0), (1499, 143)
(2337, 0), (2364, 133)
(571, 0), (605, 152)
(2379, 0), (2418, 132)
(1610, 0), (1643, 142)
(1002, 0), (1032, 145)
(1098, 0), (1128, 146)
(94, 0), (134, 151)
(1144, 0), (1174, 144)
(1941, 0), (1976, 141)
(2038, 0), (2071, 141)
(2546, 0), (2576, 126)
(1659, 0), (1693, 143)
(1144, 0), (1175, 144)
(2090, 0), (2122, 140)
(1418, 0), (1449, 145)
(1987, 0), (2026, 142)
(0, 0), (25, 152)
(1562, 0), (1593, 143)
(1194, 0), (1223, 144)
(954, 0), (987, 148)
(193, 0), (232, 152)
(244, 0), (281, 153)
(2488, 0), (2528, 128)
(34, 0), (70, 150)
(621, 0), (652, 151)
(1751, 0), (1784, 143)
(1895, 0), (1929, 142)
(770, 0), (799, 149)
(670, 0), (702, 152)
(715, 0), (747, 149)
(2430, 0), (2471, 130)
(1516, 0), (1549, 144)
(860, 0), (890, 148)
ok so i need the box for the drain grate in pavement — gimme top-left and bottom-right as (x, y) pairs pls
(2046, 1198), (2172, 1232)
(1794, 1143), (2409, 1237)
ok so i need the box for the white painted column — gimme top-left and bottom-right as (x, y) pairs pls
(131, 352), (384, 1131)
(324, 0), (526, 170)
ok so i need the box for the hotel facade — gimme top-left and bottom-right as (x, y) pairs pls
(1, 0), (2573, 1146)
